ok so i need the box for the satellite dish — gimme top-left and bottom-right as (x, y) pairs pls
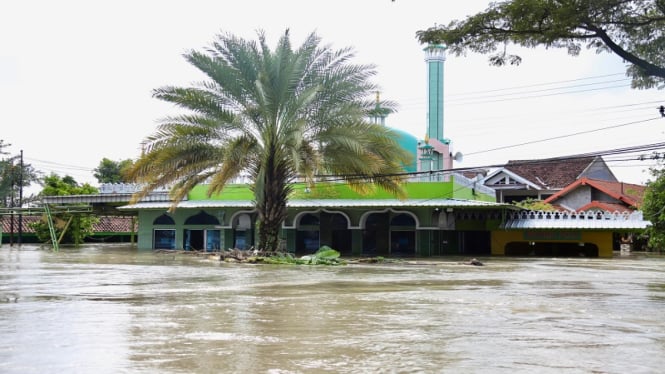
(453, 152), (463, 162)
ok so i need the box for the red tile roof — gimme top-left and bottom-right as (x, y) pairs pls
(544, 177), (645, 208)
(1, 215), (40, 233)
(576, 201), (635, 213)
(1, 216), (136, 234)
(543, 177), (645, 213)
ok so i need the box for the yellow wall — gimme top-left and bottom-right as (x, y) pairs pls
(491, 230), (614, 258)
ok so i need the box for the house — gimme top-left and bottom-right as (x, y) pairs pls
(482, 156), (617, 203)
(543, 177), (645, 213)
(540, 177), (647, 252)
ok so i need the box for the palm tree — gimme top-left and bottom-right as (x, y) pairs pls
(128, 29), (413, 252)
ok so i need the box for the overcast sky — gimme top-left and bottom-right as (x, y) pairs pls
(2, 0), (664, 194)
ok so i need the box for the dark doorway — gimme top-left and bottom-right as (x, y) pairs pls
(390, 231), (416, 257)
(461, 231), (491, 255)
(322, 213), (352, 256)
(184, 229), (204, 251)
(362, 213), (389, 256)
(505, 241), (599, 257)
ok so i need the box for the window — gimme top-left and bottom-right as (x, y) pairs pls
(154, 229), (175, 249)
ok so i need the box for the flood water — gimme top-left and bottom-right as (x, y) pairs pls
(1, 244), (665, 374)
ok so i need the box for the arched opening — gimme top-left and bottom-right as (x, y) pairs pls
(184, 211), (219, 225)
(153, 214), (175, 249)
(362, 212), (389, 257)
(232, 213), (254, 250)
(321, 212), (352, 256)
(296, 213), (320, 255)
(153, 214), (175, 225)
(183, 211), (221, 251)
(390, 213), (416, 257)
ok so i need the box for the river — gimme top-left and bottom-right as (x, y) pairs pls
(1, 244), (665, 373)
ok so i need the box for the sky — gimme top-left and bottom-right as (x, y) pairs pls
(2, 0), (664, 196)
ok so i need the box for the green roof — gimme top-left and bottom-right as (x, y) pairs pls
(189, 178), (494, 203)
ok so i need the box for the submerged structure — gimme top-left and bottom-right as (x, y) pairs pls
(31, 43), (650, 257)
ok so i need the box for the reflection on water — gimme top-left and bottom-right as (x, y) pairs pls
(1, 244), (665, 373)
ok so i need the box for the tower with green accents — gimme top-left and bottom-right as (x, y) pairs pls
(419, 43), (454, 176)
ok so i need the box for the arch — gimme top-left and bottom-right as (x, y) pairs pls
(390, 213), (416, 227)
(184, 210), (220, 225)
(359, 208), (420, 229)
(233, 213), (252, 230)
(287, 209), (353, 229)
(153, 214), (175, 225)
(326, 213), (349, 230)
(298, 213), (320, 226)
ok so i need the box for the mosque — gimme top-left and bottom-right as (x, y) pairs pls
(39, 44), (650, 257)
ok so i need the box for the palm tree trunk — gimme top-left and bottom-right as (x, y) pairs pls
(256, 152), (289, 252)
(257, 196), (285, 252)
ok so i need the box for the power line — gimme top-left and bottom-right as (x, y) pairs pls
(446, 79), (631, 103)
(464, 117), (662, 156)
(391, 72), (631, 108)
(448, 72), (627, 96)
(447, 84), (632, 106)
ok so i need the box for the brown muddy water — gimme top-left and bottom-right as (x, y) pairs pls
(1, 244), (665, 374)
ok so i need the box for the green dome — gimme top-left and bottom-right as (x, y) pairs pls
(389, 127), (418, 173)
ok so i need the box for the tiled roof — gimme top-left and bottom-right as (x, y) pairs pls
(94, 216), (137, 233)
(544, 177), (646, 209)
(504, 156), (596, 189)
(1, 215), (40, 233)
(576, 201), (635, 213)
(1, 216), (136, 234)
(582, 179), (645, 206)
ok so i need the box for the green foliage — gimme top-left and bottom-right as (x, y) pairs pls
(641, 166), (665, 251)
(35, 174), (98, 246)
(513, 198), (557, 211)
(30, 213), (98, 246)
(416, 0), (665, 89)
(93, 158), (134, 183)
(299, 246), (343, 265)
(41, 173), (98, 196)
(259, 246), (345, 265)
(127, 29), (413, 252)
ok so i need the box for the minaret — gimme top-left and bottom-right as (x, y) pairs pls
(418, 134), (434, 181)
(421, 43), (452, 173)
(369, 91), (388, 126)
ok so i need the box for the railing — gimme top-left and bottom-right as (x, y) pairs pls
(508, 210), (644, 222)
(99, 183), (169, 194)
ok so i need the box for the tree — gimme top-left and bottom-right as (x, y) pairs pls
(31, 173), (99, 245)
(93, 158), (134, 184)
(416, 0), (665, 89)
(641, 166), (665, 251)
(0, 140), (11, 206)
(0, 141), (41, 208)
(513, 198), (557, 211)
(127, 29), (413, 252)
(41, 173), (98, 196)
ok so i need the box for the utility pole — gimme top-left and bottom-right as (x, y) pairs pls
(9, 159), (14, 247)
(17, 150), (23, 245)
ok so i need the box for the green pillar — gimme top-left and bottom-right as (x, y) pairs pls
(424, 43), (447, 171)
